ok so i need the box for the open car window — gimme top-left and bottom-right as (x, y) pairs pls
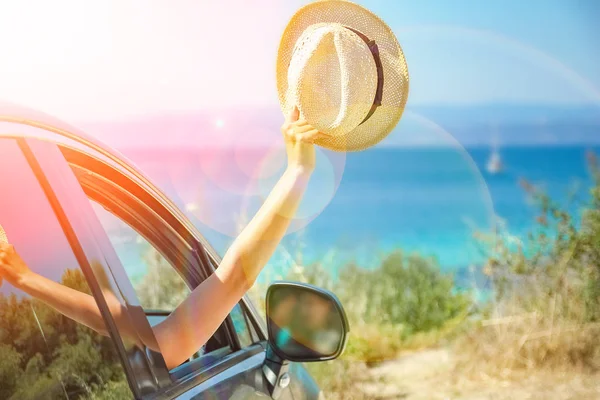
(62, 144), (264, 369)
(83, 188), (232, 367)
(89, 200), (191, 311)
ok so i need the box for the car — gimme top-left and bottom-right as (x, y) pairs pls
(0, 102), (349, 400)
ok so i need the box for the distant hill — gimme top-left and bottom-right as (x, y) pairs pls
(77, 103), (600, 150)
(409, 104), (600, 126)
(405, 104), (600, 147)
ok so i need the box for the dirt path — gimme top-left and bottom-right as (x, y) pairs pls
(359, 348), (600, 399)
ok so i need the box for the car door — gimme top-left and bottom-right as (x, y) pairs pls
(33, 136), (282, 399)
(0, 137), (134, 400)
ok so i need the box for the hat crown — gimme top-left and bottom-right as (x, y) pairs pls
(287, 23), (378, 137)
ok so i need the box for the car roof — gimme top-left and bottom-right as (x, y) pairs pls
(0, 100), (218, 260)
(0, 101), (155, 196)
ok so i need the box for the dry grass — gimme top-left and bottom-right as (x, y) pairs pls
(454, 313), (600, 379)
(343, 314), (467, 366)
(344, 323), (405, 365)
(453, 275), (600, 384)
(306, 360), (380, 400)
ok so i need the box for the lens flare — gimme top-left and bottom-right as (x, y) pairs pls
(233, 128), (284, 181)
(255, 144), (345, 219)
(166, 117), (347, 237)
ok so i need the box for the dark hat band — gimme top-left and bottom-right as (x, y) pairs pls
(343, 26), (384, 125)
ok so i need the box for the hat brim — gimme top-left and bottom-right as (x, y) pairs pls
(277, 0), (409, 152)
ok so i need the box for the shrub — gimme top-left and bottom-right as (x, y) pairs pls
(456, 151), (600, 377)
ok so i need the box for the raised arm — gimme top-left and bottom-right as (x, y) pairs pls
(153, 107), (323, 368)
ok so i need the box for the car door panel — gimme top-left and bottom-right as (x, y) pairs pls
(175, 352), (269, 399)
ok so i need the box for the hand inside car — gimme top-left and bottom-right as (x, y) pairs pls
(0, 243), (32, 288)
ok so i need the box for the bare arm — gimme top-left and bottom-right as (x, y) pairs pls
(15, 271), (110, 335)
(25, 273), (138, 337)
(154, 107), (323, 368)
(0, 255), (148, 349)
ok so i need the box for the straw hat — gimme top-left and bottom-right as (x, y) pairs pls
(277, 0), (409, 152)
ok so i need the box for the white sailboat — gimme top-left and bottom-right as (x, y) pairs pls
(486, 128), (504, 174)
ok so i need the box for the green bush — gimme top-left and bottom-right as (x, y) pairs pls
(456, 151), (600, 376)
(250, 249), (471, 363)
(247, 248), (472, 398)
(0, 269), (127, 399)
(87, 380), (133, 400)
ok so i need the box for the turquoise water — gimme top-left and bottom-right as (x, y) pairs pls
(126, 145), (598, 283)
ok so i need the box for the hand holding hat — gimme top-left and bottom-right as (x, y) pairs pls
(277, 0), (409, 152)
(282, 105), (327, 174)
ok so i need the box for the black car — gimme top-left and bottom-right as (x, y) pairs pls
(0, 102), (349, 399)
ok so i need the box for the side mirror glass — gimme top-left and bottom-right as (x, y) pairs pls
(265, 282), (349, 362)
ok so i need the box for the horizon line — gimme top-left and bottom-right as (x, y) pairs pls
(76, 101), (600, 125)
(118, 142), (600, 152)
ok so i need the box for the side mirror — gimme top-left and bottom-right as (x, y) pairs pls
(265, 281), (349, 362)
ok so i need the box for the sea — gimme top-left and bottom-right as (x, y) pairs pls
(124, 145), (600, 287)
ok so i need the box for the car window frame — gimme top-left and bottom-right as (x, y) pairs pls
(83, 190), (235, 358)
(236, 301), (263, 345)
(0, 137), (135, 398)
(63, 147), (207, 285)
(230, 303), (256, 348)
(63, 149), (241, 336)
(15, 137), (172, 398)
(60, 145), (278, 397)
(57, 144), (277, 371)
(59, 144), (269, 341)
(204, 259), (267, 347)
(29, 137), (255, 397)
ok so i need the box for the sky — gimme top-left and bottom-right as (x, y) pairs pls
(0, 0), (599, 128)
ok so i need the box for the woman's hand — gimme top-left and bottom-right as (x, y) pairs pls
(281, 106), (324, 174)
(0, 243), (32, 288)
